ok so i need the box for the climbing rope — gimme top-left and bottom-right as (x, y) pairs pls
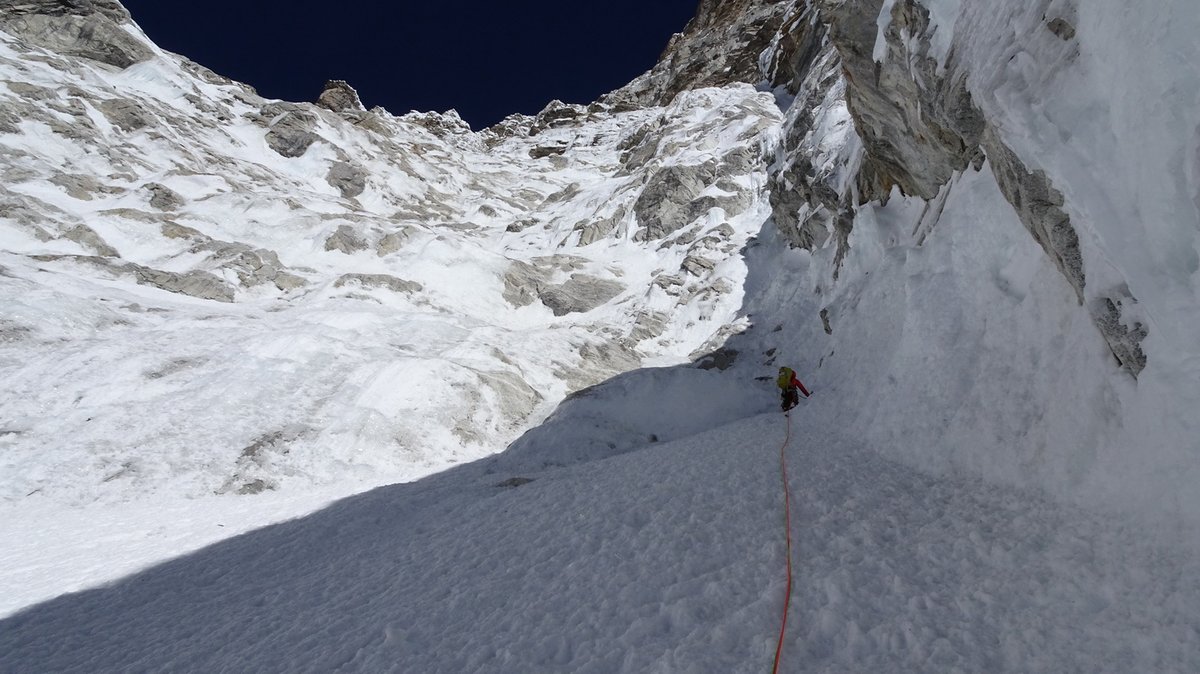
(771, 412), (795, 674)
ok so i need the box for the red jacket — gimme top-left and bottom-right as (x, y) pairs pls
(788, 374), (811, 397)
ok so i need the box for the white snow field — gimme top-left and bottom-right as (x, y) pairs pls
(3, 0), (1200, 670)
(1, 393), (1198, 672)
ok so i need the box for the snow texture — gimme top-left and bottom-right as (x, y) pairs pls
(2, 406), (1198, 672)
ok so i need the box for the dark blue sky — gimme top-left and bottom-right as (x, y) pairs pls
(120, 1), (699, 129)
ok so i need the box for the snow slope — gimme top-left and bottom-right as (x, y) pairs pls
(2, 392), (1197, 672)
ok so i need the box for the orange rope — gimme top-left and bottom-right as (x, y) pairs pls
(771, 412), (795, 674)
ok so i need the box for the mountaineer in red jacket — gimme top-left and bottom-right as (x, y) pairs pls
(776, 366), (811, 412)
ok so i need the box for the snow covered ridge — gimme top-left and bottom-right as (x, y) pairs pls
(0, 3), (785, 505)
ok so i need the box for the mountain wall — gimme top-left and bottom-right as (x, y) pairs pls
(0, 0), (781, 502)
(1, 0), (1197, 525)
(650, 0), (1200, 519)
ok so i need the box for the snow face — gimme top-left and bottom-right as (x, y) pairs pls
(920, 0), (963, 69)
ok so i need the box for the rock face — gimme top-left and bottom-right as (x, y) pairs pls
(316, 80), (365, 113)
(529, 100), (587, 135)
(818, 0), (984, 203)
(633, 163), (719, 240)
(333, 273), (422, 295)
(616, 0), (1157, 383)
(0, 0), (131, 21)
(326, 162), (367, 199)
(258, 102), (321, 158)
(984, 130), (1084, 301)
(97, 98), (153, 132)
(537, 275), (625, 316)
(606, 0), (802, 108)
(0, 0), (152, 68)
(708, 0), (1149, 377)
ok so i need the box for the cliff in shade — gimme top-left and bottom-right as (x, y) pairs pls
(1, 1), (1199, 670)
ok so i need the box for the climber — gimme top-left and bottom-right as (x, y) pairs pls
(776, 366), (811, 412)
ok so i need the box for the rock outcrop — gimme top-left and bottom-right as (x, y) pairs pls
(1090, 287), (1148, 377)
(144, 183), (184, 211)
(316, 80), (365, 113)
(0, 0), (152, 68)
(326, 162), (367, 199)
(501, 258), (625, 316)
(537, 275), (625, 316)
(256, 102), (322, 158)
(324, 225), (370, 254)
(605, 0), (803, 108)
(63, 224), (118, 256)
(818, 0), (984, 203)
(333, 273), (422, 295)
(135, 267), (235, 302)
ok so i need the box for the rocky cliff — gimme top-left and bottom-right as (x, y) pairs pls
(604, 0), (1198, 516)
(776, 0), (1195, 515)
(607, 0), (1147, 376)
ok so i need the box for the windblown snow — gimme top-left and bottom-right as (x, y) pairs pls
(2, 0), (1199, 671)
